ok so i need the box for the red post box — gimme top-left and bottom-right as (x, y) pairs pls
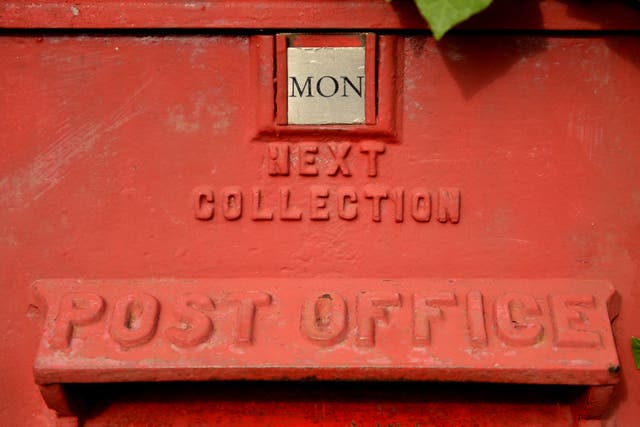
(1, 1), (640, 426)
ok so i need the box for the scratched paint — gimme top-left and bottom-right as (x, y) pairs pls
(1, 17), (640, 427)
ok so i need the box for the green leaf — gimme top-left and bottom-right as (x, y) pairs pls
(413, 0), (493, 40)
(633, 337), (640, 369)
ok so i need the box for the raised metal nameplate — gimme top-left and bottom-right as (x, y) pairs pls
(33, 278), (619, 386)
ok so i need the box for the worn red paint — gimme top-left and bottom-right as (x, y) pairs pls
(1, 0), (640, 30)
(1, 1), (640, 426)
(34, 278), (620, 385)
(33, 279), (620, 422)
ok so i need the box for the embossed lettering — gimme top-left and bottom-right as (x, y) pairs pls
(337, 186), (358, 220)
(359, 141), (385, 177)
(356, 291), (402, 347)
(190, 186), (461, 224)
(251, 187), (274, 221)
(36, 279), (617, 378)
(193, 186), (214, 220)
(110, 293), (160, 348)
(299, 143), (319, 176)
(267, 143), (289, 176)
(466, 291), (488, 348)
(364, 185), (388, 222)
(390, 187), (404, 223)
(411, 189), (431, 222)
(222, 187), (242, 220)
(309, 185), (330, 220)
(413, 292), (457, 346)
(300, 293), (348, 346)
(327, 142), (352, 177)
(50, 293), (105, 349)
(549, 294), (601, 348)
(279, 187), (302, 220)
(495, 293), (543, 347)
(165, 293), (215, 348)
(227, 292), (272, 345)
(437, 188), (461, 223)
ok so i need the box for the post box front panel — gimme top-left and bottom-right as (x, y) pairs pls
(1, 33), (640, 425)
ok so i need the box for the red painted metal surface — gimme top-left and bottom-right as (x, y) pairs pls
(33, 279), (619, 385)
(1, 0), (640, 30)
(2, 1), (640, 426)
